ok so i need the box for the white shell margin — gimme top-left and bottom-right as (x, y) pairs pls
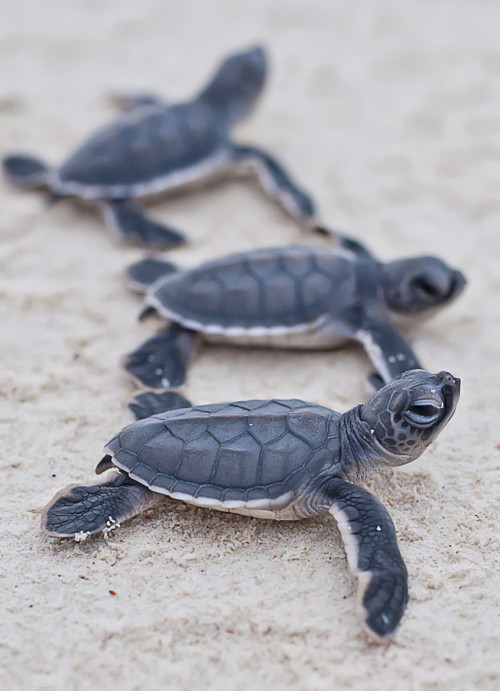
(111, 455), (294, 521)
(51, 149), (233, 200)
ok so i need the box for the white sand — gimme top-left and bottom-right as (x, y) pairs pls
(1, 1), (499, 688)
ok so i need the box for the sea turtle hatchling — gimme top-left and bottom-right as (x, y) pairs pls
(42, 370), (461, 642)
(123, 245), (465, 415)
(3, 46), (322, 248)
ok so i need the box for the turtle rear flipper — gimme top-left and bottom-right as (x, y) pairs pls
(129, 389), (192, 420)
(101, 199), (187, 250)
(123, 324), (198, 390)
(3, 154), (50, 188)
(126, 257), (179, 294)
(41, 471), (158, 538)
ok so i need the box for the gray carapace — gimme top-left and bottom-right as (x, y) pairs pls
(42, 370), (461, 643)
(2, 46), (327, 249)
(123, 245), (465, 418)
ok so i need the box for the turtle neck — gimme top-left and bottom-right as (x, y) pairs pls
(338, 406), (410, 482)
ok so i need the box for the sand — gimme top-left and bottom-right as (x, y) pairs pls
(1, 0), (499, 688)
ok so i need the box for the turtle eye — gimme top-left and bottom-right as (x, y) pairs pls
(412, 276), (442, 300)
(404, 400), (443, 427)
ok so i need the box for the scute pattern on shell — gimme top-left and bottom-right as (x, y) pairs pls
(57, 102), (225, 191)
(151, 247), (356, 329)
(104, 400), (342, 505)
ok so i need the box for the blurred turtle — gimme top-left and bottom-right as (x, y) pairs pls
(123, 245), (465, 418)
(3, 46), (324, 248)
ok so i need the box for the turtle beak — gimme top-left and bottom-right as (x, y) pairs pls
(437, 371), (461, 418)
(446, 270), (467, 301)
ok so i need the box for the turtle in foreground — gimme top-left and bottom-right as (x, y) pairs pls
(123, 245), (465, 416)
(42, 370), (461, 642)
(3, 46), (323, 248)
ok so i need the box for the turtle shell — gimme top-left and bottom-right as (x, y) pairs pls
(56, 102), (228, 197)
(104, 399), (341, 513)
(148, 246), (357, 331)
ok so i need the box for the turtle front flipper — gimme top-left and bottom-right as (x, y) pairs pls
(354, 317), (422, 385)
(126, 257), (179, 294)
(323, 478), (408, 642)
(41, 471), (158, 538)
(123, 324), (198, 389)
(231, 144), (320, 229)
(3, 154), (50, 188)
(101, 199), (187, 249)
(128, 389), (192, 420)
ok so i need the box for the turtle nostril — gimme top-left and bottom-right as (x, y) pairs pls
(438, 371), (454, 384)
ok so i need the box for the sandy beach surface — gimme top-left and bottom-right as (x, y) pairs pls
(1, 1), (499, 688)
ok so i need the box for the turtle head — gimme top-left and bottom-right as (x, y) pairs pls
(198, 45), (267, 125)
(381, 256), (466, 318)
(360, 370), (461, 464)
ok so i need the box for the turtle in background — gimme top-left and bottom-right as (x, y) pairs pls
(41, 370), (461, 642)
(2, 46), (330, 249)
(122, 245), (465, 418)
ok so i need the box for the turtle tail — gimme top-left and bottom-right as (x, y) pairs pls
(3, 154), (50, 188)
(125, 257), (179, 294)
(41, 471), (158, 539)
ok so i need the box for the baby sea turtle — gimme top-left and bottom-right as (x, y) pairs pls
(2, 46), (324, 249)
(42, 370), (461, 642)
(123, 245), (465, 413)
